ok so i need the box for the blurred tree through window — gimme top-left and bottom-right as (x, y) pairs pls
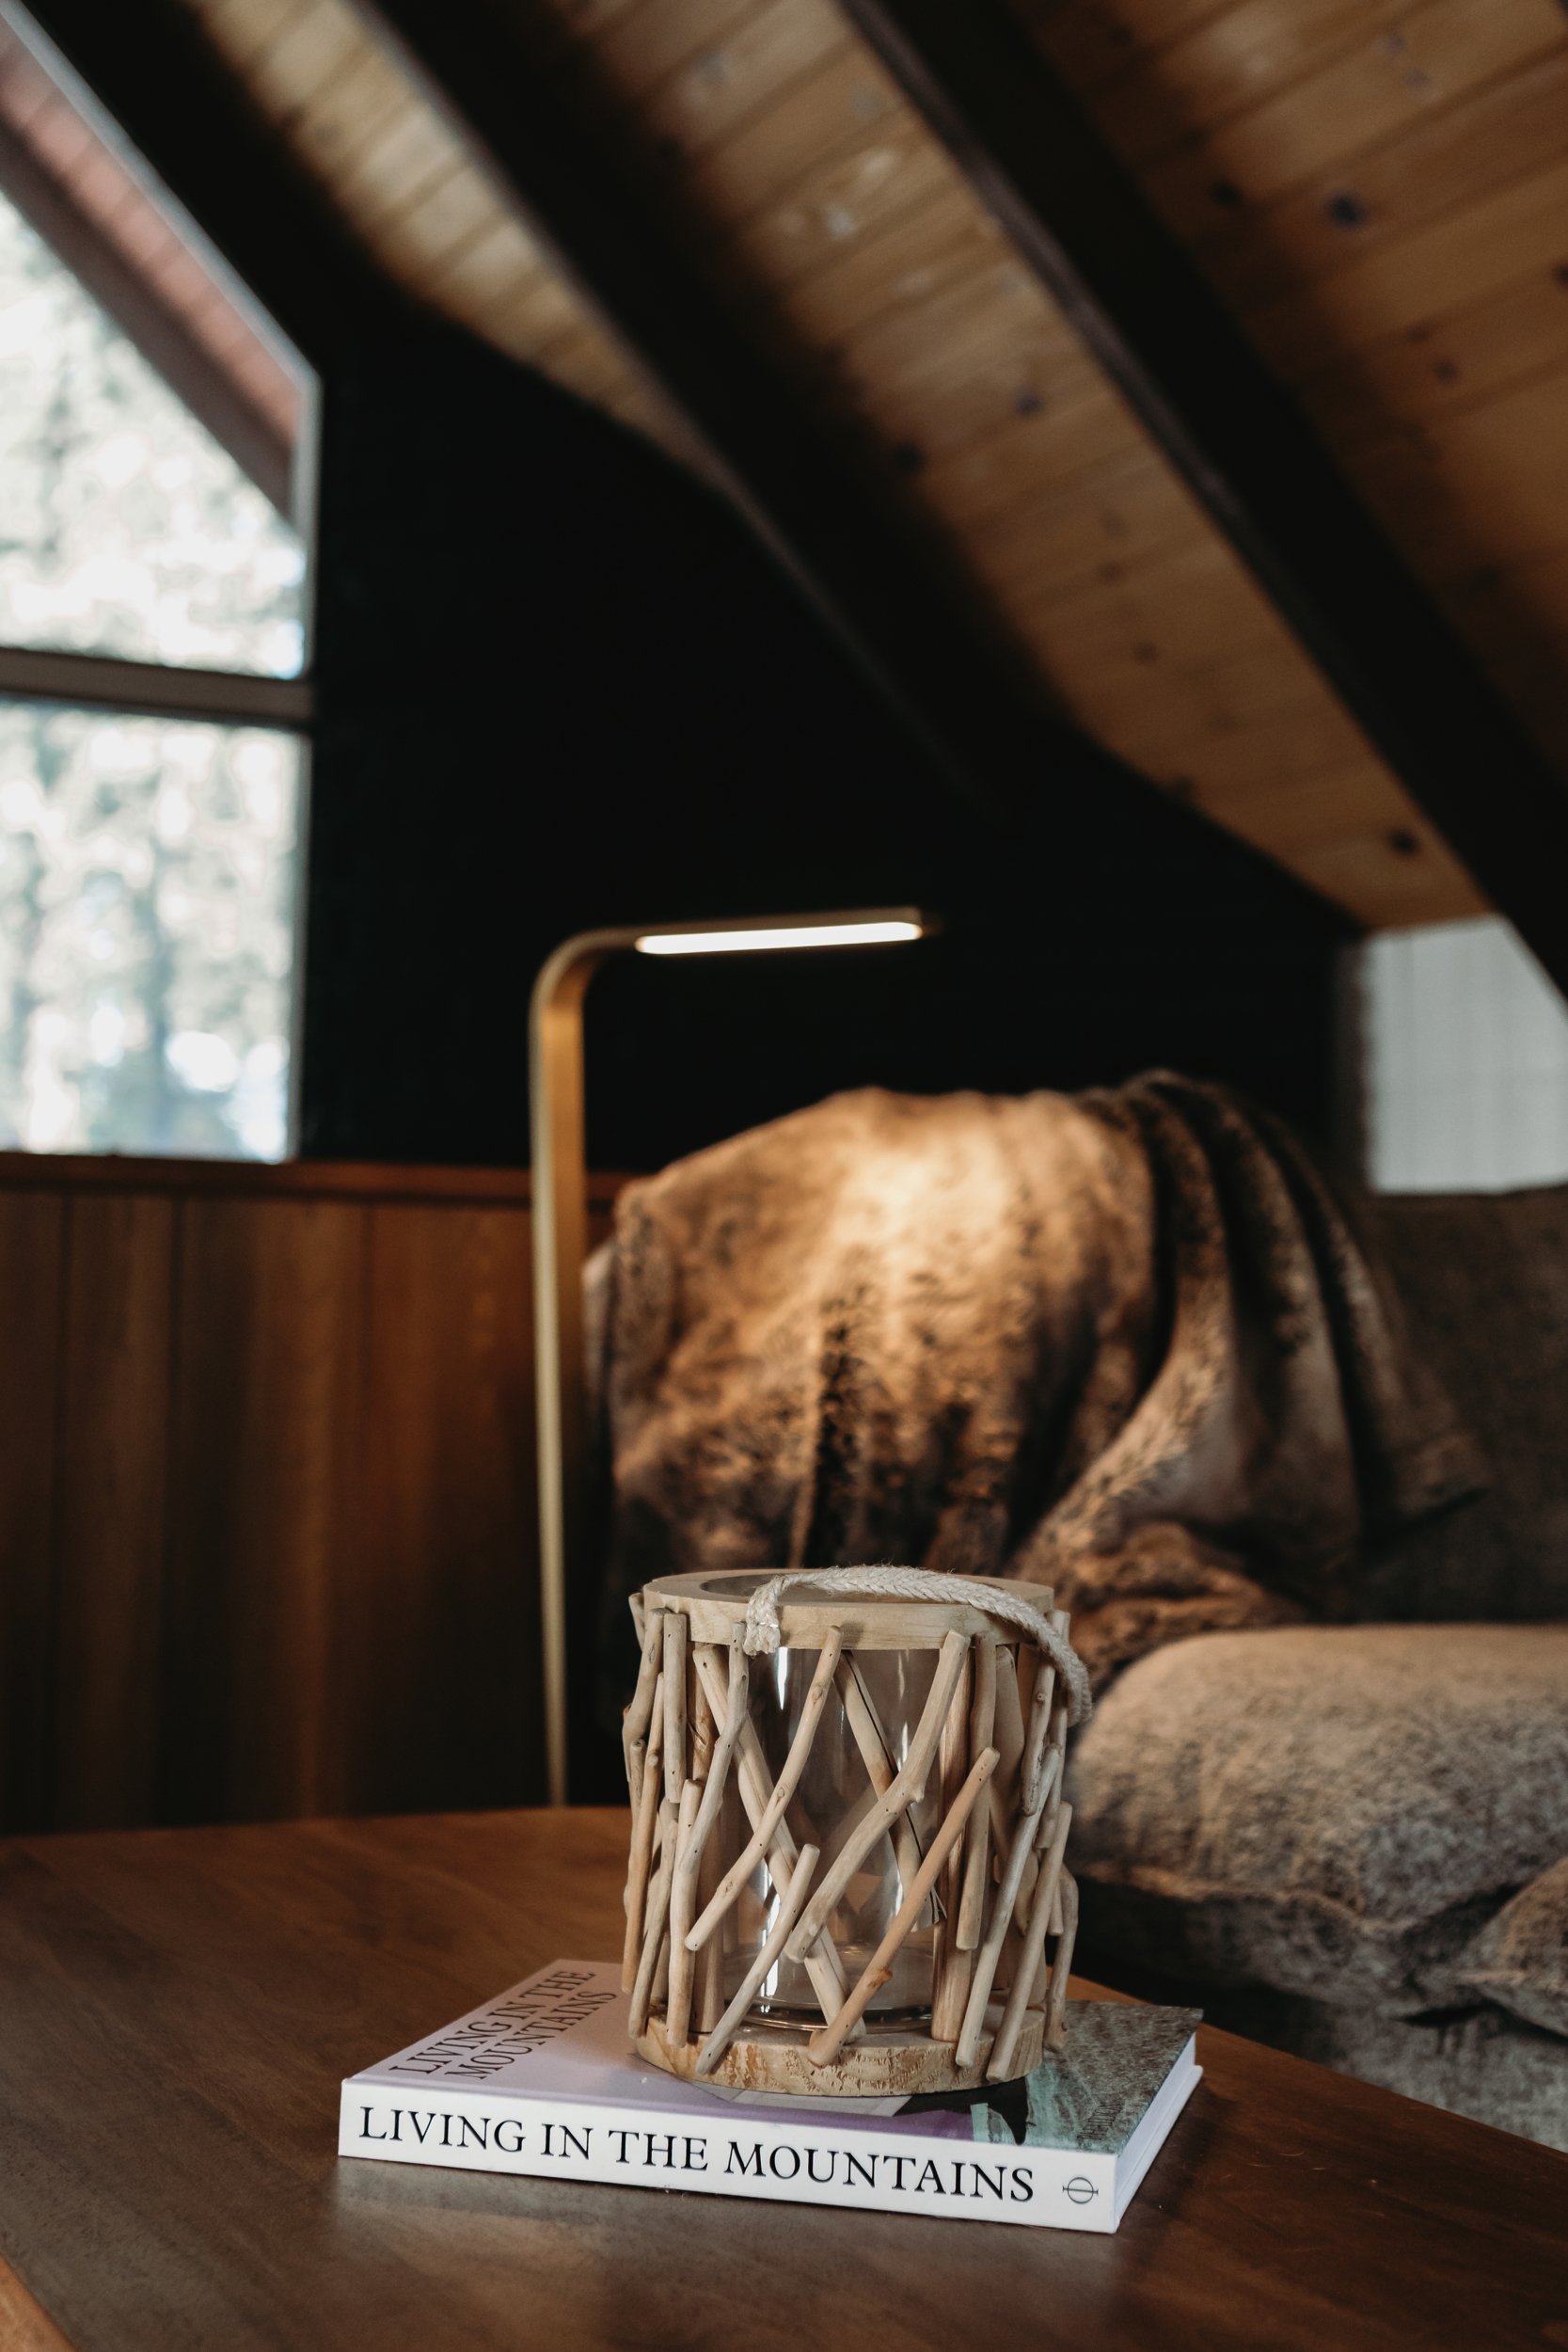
(0, 188), (306, 1158)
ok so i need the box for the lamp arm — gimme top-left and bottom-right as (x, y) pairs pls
(530, 908), (932, 1804)
(530, 929), (641, 1807)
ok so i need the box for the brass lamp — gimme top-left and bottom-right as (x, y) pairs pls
(530, 908), (933, 1804)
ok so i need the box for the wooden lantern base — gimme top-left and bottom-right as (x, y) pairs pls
(637, 2009), (1047, 2098)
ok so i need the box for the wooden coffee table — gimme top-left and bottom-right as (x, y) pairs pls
(0, 1808), (1563, 2350)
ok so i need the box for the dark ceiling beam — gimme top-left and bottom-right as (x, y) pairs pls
(835, 0), (1568, 991)
(6, 0), (406, 373)
(334, 0), (1344, 900)
(0, 114), (293, 512)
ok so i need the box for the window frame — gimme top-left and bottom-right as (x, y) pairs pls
(0, 1), (318, 1159)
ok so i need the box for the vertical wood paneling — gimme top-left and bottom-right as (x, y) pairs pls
(0, 1194), (64, 1831)
(159, 1197), (367, 1824)
(0, 1157), (617, 1832)
(51, 1196), (174, 1829)
(349, 1204), (542, 1816)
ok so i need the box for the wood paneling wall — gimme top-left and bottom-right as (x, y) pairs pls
(0, 1152), (619, 1835)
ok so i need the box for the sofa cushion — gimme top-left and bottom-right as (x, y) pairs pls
(1364, 1187), (1568, 1621)
(1452, 1858), (1568, 2040)
(1068, 1623), (1568, 2011)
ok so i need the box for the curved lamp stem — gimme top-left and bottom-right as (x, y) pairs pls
(530, 929), (641, 1811)
(530, 907), (931, 1805)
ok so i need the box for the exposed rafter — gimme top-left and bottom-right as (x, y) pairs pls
(0, 111), (293, 512)
(835, 0), (1568, 991)
(318, 0), (1344, 903)
(8, 0), (406, 373)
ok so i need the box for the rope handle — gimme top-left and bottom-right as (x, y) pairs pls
(741, 1565), (1093, 1725)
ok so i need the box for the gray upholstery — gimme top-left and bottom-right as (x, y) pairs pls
(1069, 1623), (1568, 2010)
(1074, 1184), (1568, 2148)
(1362, 1186), (1568, 1622)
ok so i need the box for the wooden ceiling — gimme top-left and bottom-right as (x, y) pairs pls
(177, 0), (1568, 930)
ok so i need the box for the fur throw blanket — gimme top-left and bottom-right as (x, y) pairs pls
(590, 1076), (1483, 1690)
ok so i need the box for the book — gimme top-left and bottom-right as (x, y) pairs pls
(339, 1960), (1201, 2233)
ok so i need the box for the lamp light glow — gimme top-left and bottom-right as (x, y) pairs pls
(636, 917), (923, 956)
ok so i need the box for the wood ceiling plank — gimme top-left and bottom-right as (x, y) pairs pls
(421, 209), (545, 311)
(1199, 759), (1428, 851)
(546, 0), (648, 40)
(1117, 689), (1371, 794)
(529, 313), (644, 405)
(193, 0), (313, 75)
(591, 0), (764, 104)
(1139, 0), (1568, 243)
(1188, 46), (1568, 313)
(244, 0), (365, 119)
(278, 38), (409, 182)
(828, 247), (1051, 391)
(815, 250), (1097, 470)
(1087, 0), (1418, 163)
(1014, 532), (1289, 679)
(1072, 629), (1364, 738)
(633, 0), (849, 165)
(681, 44), (903, 226)
(480, 262), (601, 356)
(759, 176), (1005, 350)
(1022, 0), (1240, 92)
(720, 113), (952, 292)
(913, 380), (1143, 524)
(387, 159), (507, 270)
(1337, 363), (1568, 583)
(959, 453), (1209, 606)
(1243, 149), (1568, 375)
(1158, 736), (1478, 926)
(847, 345), (1116, 480)
(1290, 823), (1487, 924)
(1301, 265), (1568, 450)
(355, 172), (473, 287)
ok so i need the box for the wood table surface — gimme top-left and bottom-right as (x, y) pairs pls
(1, 1808), (1565, 2351)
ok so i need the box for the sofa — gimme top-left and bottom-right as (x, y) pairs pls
(1069, 1185), (1568, 2149)
(591, 1091), (1568, 2150)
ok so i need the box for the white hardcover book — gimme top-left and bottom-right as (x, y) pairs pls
(340, 1961), (1201, 2233)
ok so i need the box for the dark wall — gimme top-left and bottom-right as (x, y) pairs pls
(303, 320), (1349, 1172)
(23, 0), (1350, 1180)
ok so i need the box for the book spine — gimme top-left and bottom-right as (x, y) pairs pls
(338, 2082), (1121, 2233)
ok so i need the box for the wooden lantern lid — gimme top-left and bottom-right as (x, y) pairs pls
(639, 1568), (1053, 1651)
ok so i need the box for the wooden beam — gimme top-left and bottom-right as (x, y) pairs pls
(0, 112), (293, 513)
(334, 0), (1328, 875)
(8, 0), (406, 372)
(835, 0), (1568, 990)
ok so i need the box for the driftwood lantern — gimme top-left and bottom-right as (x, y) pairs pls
(621, 1566), (1092, 2098)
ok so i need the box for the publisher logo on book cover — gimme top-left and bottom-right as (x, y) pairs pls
(1063, 2177), (1099, 2206)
